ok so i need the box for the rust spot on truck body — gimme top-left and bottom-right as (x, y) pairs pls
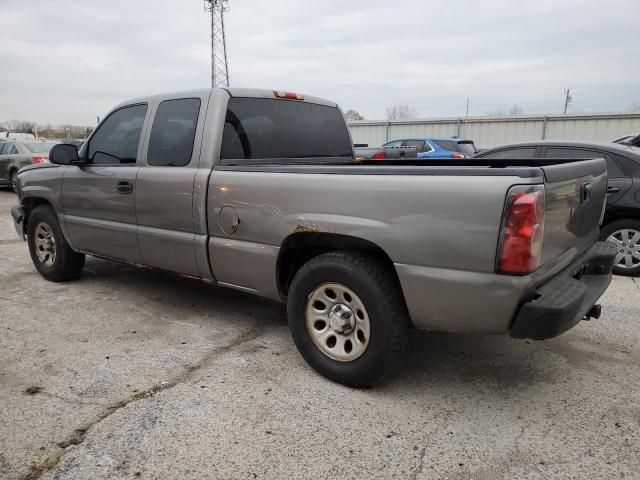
(295, 224), (321, 233)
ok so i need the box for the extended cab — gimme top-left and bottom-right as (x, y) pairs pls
(12, 88), (616, 386)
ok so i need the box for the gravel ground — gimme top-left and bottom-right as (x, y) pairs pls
(0, 189), (638, 480)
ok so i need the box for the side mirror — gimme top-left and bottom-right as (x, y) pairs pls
(49, 144), (80, 165)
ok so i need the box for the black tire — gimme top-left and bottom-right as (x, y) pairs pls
(10, 169), (18, 193)
(600, 219), (640, 276)
(27, 205), (85, 282)
(287, 251), (409, 387)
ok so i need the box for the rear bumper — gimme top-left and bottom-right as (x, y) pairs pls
(11, 205), (26, 240)
(510, 241), (616, 340)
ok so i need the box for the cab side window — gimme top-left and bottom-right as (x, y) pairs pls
(88, 104), (147, 165)
(147, 98), (201, 167)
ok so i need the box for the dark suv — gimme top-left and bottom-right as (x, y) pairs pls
(476, 141), (640, 276)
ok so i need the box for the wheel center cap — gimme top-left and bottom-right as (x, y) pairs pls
(328, 304), (355, 335)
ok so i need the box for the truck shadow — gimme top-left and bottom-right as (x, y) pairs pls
(80, 257), (570, 390)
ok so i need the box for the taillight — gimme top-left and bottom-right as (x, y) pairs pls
(273, 90), (304, 101)
(372, 151), (386, 160)
(32, 156), (48, 164)
(451, 153), (467, 159)
(496, 185), (545, 275)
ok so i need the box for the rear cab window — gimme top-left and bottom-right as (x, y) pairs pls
(220, 98), (353, 163)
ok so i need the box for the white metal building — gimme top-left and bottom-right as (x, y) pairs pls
(348, 112), (640, 149)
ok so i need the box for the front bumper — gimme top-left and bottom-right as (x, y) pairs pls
(510, 241), (616, 340)
(11, 205), (26, 240)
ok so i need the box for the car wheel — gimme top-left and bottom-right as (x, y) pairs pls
(10, 170), (18, 193)
(287, 251), (409, 387)
(600, 219), (640, 276)
(27, 205), (85, 282)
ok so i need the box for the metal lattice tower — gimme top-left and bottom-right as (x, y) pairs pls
(204, 0), (230, 88)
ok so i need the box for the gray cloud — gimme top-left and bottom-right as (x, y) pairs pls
(1, 0), (639, 125)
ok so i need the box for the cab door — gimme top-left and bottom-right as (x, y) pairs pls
(61, 103), (150, 262)
(135, 93), (208, 276)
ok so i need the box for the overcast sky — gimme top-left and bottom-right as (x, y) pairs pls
(1, 0), (639, 125)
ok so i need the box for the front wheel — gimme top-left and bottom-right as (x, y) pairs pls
(601, 219), (640, 276)
(287, 251), (409, 387)
(27, 205), (85, 282)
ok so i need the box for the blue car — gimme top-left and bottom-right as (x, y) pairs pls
(382, 137), (477, 159)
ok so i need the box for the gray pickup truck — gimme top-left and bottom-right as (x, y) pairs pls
(12, 88), (616, 386)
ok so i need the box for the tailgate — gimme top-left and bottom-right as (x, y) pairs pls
(539, 158), (607, 266)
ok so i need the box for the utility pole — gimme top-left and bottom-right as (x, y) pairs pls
(563, 88), (572, 114)
(204, 0), (230, 88)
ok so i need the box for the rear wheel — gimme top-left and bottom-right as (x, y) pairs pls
(287, 251), (409, 387)
(27, 205), (85, 281)
(601, 219), (640, 276)
(9, 169), (18, 193)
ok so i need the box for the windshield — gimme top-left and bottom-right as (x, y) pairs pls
(25, 142), (57, 153)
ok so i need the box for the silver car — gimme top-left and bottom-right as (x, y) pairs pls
(0, 140), (58, 192)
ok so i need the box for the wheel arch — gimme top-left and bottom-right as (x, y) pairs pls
(602, 210), (640, 226)
(21, 196), (56, 234)
(276, 232), (402, 299)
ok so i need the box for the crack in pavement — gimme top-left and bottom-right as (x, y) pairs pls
(410, 446), (427, 480)
(19, 327), (260, 480)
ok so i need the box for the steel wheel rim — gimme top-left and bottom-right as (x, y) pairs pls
(607, 228), (640, 269)
(305, 283), (370, 362)
(34, 222), (56, 267)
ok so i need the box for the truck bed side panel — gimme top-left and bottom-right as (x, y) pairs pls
(207, 169), (538, 332)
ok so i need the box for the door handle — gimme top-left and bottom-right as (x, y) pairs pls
(607, 187), (620, 194)
(117, 180), (133, 195)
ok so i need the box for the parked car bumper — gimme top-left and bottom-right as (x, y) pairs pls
(510, 241), (616, 340)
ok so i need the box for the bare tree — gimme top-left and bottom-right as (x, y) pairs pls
(626, 102), (640, 112)
(508, 105), (524, 116)
(345, 109), (364, 121)
(386, 104), (418, 121)
(4, 120), (36, 133)
(487, 105), (524, 117)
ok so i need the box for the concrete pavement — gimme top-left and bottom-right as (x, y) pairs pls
(0, 190), (638, 480)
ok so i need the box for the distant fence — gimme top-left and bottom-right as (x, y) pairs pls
(348, 112), (640, 149)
